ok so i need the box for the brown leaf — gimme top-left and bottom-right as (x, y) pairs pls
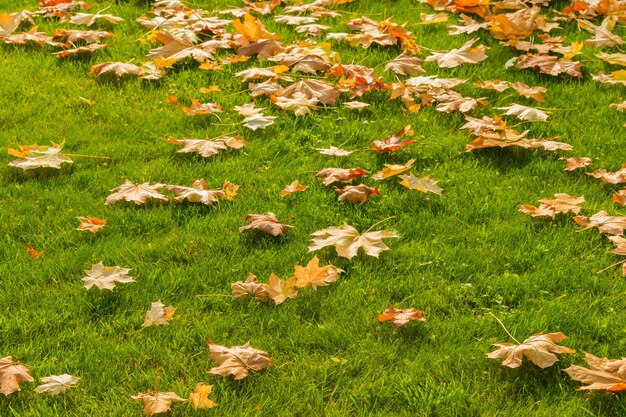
(309, 222), (399, 260)
(280, 180), (308, 197)
(189, 384), (218, 409)
(76, 216), (106, 233)
(106, 180), (167, 205)
(239, 213), (292, 236)
(208, 341), (272, 380)
(293, 255), (343, 290)
(371, 125), (416, 152)
(613, 189), (626, 206)
(517, 54), (582, 77)
(588, 165), (626, 184)
(385, 51), (425, 75)
(508, 81), (547, 102)
(0, 356), (34, 396)
(279, 79), (339, 106)
(425, 38), (488, 68)
(489, 7), (539, 40)
(131, 391), (186, 416)
(264, 274), (298, 304)
(335, 184), (380, 203)
(475, 80), (510, 92)
(169, 135), (245, 157)
(90, 62), (164, 80)
(561, 157), (592, 171)
(378, 307), (426, 327)
(231, 274), (270, 302)
(165, 179), (227, 206)
(316, 167), (368, 185)
(182, 99), (222, 115)
(574, 211), (626, 236)
(488, 332), (575, 368)
(565, 353), (626, 391)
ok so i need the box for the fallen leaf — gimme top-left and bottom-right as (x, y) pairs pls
(105, 180), (168, 205)
(76, 216), (106, 233)
(309, 222), (399, 259)
(372, 159), (415, 180)
(165, 179), (227, 206)
(90, 62), (164, 80)
(573, 211), (626, 235)
(294, 255), (343, 289)
(182, 99), (222, 115)
(425, 38), (488, 68)
(82, 263), (135, 291)
(371, 125), (416, 152)
(8, 142), (72, 170)
(280, 180), (308, 197)
(208, 341), (272, 380)
(385, 51), (425, 75)
(169, 135), (245, 158)
(564, 353), (626, 391)
(231, 274), (270, 301)
(488, 332), (575, 368)
(613, 189), (626, 206)
(131, 391), (186, 416)
(316, 167), (368, 185)
(399, 173), (443, 195)
(0, 357), (33, 396)
(561, 157), (592, 171)
(239, 213), (292, 236)
(142, 300), (175, 327)
(315, 146), (353, 157)
(336, 184), (380, 203)
(588, 165), (626, 184)
(497, 104), (549, 122)
(27, 246), (43, 259)
(34, 374), (79, 395)
(264, 273), (298, 304)
(242, 113), (277, 130)
(189, 384), (218, 409)
(378, 307), (426, 327)
(70, 13), (124, 26)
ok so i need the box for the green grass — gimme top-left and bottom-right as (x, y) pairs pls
(2, 0), (626, 415)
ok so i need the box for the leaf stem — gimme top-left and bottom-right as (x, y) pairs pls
(64, 153), (111, 159)
(364, 216), (396, 233)
(487, 311), (520, 344)
(596, 259), (626, 274)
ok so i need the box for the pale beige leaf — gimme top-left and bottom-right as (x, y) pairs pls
(142, 300), (175, 327)
(308, 222), (399, 260)
(165, 179), (226, 206)
(239, 212), (292, 236)
(565, 353), (626, 391)
(208, 341), (272, 380)
(34, 374), (79, 395)
(425, 39), (488, 68)
(231, 274), (270, 302)
(131, 391), (186, 416)
(488, 332), (575, 368)
(82, 263), (134, 291)
(8, 142), (73, 170)
(280, 180), (308, 197)
(106, 180), (167, 205)
(378, 307), (426, 327)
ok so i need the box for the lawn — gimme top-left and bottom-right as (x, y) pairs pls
(2, 0), (626, 415)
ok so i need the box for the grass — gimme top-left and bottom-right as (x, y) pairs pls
(2, 0), (626, 415)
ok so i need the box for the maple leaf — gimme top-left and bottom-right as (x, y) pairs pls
(131, 391), (186, 416)
(315, 146), (353, 157)
(56, 43), (109, 59)
(509, 82), (547, 102)
(336, 184), (380, 203)
(587, 165), (626, 184)
(425, 39), (488, 68)
(373, 159), (415, 180)
(517, 54), (582, 78)
(169, 135), (245, 158)
(142, 300), (176, 327)
(274, 92), (318, 115)
(561, 157), (592, 171)
(461, 115), (507, 135)
(231, 274), (270, 302)
(52, 29), (113, 44)
(579, 17), (624, 49)
(385, 51), (425, 75)
(0, 357), (33, 396)
(434, 91), (484, 114)
(309, 222), (399, 260)
(378, 307), (426, 327)
(82, 263), (135, 291)
(371, 125), (416, 152)
(464, 129), (572, 152)
(105, 180), (168, 205)
(242, 113), (277, 130)
(399, 173), (442, 195)
(239, 213), (292, 236)
(233, 13), (279, 44)
(27, 246), (43, 259)
(519, 194), (584, 219)
(34, 374), (79, 395)
(264, 273), (298, 304)
(280, 180), (308, 197)
(295, 24), (330, 37)
(448, 14), (491, 35)
(90, 62), (164, 80)
(0, 11), (35, 36)
(476, 80), (510, 92)
(488, 332), (575, 368)
(182, 99), (222, 115)
(343, 101), (370, 111)
(165, 179), (227, 206)
(613, 190), (626, 206)
(294, 256), (344, 289)
(189, 384), (218, 409)
(8, 142), (72, 170)
(221, 181), (240, 201)
(564, 353), (626, 392)
(76, 216), (106, 233)
(573, 211), (626, 236)
(279, 79), (339, 106)
(497, 104), (549, 122)
(316, 167), (368, 185)
(70, 13), (124, 26)
(147, 32), (212, 64)
(207, 341), (272, 380)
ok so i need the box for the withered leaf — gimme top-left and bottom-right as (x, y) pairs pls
(34, 374), (79, 395)
(264, 273), (298, 304)
(372, 159), (415, 180)
(165, 179), (228, 206)
(70, 13), (124, 26)
(142, 300), (175, 327)
(239, 213), (292, 236)
(294, 255), (343, 290)
(309, 222), (399, 260)
(182, 99), (222, 115)
(0, 356), (33, 396)
(371, 125), (416, 152)
(561, 157), (592, 171)
(76, 216), (106, 233)
(231, 274), (270, 302)
(315, 146), (353, 157)
(169, 135), (244, 157)
(425, 38), (488, 68)
(208, 341), (272, 380)
(316, 167), (368, 185)
(378, 307), (426, 327)
(573, 211), (626, 236)
(399, 173), (443, 195)
(565, 353), (626, 392)
(488, 332), (575, 368)
(613, 189), (626, 206)
(336, 184), (380, 203)
(106, 180), (168, 205)
(497, 104), (549, 122)
(385, 51), (425, 75)
(280, 180), (308, 197)
(588, 165), (626, 184)
(82, 263), (134, 291)
(131, 391), (186, 416)
(189, 384), (218, 409)
(8, 142), (72, 170)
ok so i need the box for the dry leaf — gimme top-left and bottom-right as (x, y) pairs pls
(561, 157), (592, 171)
(231, 274), (270, 302)
(476, 80), (510, 92)
(90, 62), (164, 80)
(131, 391), (186, 416)
(509, 81), (546, 102)
(519, 194), (584, 218)
(34, 374), (79, 395)
(573, 211), (626, 236)
(399, 173), (443, 195)
(264, 273), (298, 304)
(142, 300), (175, 327)
(169, 135), (245, 158)
(373, 159), (415, 180)
(316, 167), (368, 185)
(497, 104), (549, 122)
(385, 51), (425, 75)
(55, 43), (109, 58)
(588, 166), (626, 184)
(488, 332), (575, 368)
(8, 142), (72, 170)
(343, 101), (370, 111)
(182, 99), (222, 115)
(280, 180), (308, 197)
(82, 263), (134, 291)
(105, 180), (168, 205)
(165, 179), (227, 206)
(242, 113), (277, 130)
(378, 307), (426, 327)
(613, 189), (626, 206)
(274, 92), (318, 115)
(309, 222), (399, 259)
(239, 213), (292, 236)
(76, 216), (106, 233)
(425, 38), (488, 68)
(371, 125), (416, 152)
(70, 13), (123, 26)
(335, 184), (380, 203)
(315, 146), (353, 157)
(189, 384), (218, 409)
(517, 54), (582, 77)
(27, 246), (43, 259)
(0, 356), (33, 396)
(208, 341), (272, 380)
(564, 353), (626, 391)
(293, 255), (343, 289)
